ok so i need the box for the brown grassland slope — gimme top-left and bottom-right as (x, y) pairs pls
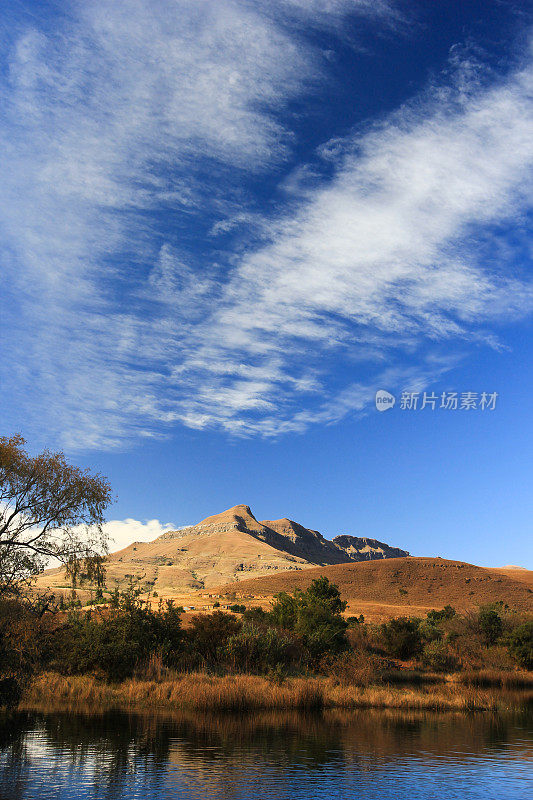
(487, 567), (533, 586)
(217, 557), (533, 620)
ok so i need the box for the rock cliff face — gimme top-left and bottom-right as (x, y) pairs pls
(332, 535), (409, 561)
(36, 504), (409, 593)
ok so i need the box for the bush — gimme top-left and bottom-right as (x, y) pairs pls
(242, 607), (269, 624)
(346, 615), (365, 627)
(229, 604), (246, 614)
(49, 595), (184, 681)
(380, 617), (422, 659)
(270, 577), (348, 659)
(427, 606), (455, 624)
(507, 621), (533, 670)
(224, 622), (301, 673)
(322, 650), (387, 686)
(186, 611), (241, 667)
(422, 640), (457, 672)
(419, 620), (443, 643)
(478, 607), (503, 646)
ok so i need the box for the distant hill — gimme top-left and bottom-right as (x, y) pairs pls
(35, 504), (409, 593)
(217, 557), (533, 616)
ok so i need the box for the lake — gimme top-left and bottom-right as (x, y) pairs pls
(1, 705), (532, 799)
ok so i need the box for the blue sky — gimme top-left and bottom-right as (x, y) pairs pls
(1, 1), (532, 566)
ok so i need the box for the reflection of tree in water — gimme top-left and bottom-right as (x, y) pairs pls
(0, 705), (531, 799)
(0, 709), (174, 800)
(43, 710), (174, 797)
(0, 712), (31, 800)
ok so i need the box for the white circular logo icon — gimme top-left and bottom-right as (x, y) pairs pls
(375, 389), (395, 412)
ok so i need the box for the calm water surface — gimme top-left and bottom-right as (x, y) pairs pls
(0, 705), (532, 800)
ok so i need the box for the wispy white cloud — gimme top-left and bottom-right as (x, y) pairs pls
(1, 2), (532, 449)
(169, 45), (533, 434)
(41, 517), (180, 564)
(104, 518), (178, 553)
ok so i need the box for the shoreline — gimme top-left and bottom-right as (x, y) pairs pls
(20, 672), (533, 715)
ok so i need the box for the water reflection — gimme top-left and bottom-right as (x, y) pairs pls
(0, 704), (532, 799)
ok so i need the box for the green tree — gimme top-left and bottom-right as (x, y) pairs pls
(270, 591), (298, 629)
(380, 617), (422, 659)
(0, 435), (112, 595)
(186, 611), (241, 666)
(477, 606), (503, 646)
(271, 577), (348, 658)
(507, 621), (533, 670)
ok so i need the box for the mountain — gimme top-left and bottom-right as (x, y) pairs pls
(35, 504), (409, 594)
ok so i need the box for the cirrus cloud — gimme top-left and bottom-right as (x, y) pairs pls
(0, 2), (532, 449)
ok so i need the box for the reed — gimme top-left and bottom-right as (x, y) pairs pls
(21, 672), (531, 714)
(453, 669), (533, 688)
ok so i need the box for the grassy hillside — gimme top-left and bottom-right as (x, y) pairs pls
(217, 557), (533, 620)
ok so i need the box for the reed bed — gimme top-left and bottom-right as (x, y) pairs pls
(22, 672), (531, 714)
(452, 669), (533, 688)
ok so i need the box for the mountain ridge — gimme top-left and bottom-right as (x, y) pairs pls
(35, 503), (409, 593)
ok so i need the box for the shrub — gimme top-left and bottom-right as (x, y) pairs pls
(49, 595), (184, 681)
(346, 615), (365, 627)
(427, 606), (455, 624)
(478, 607), (503, 646)
(380, 617), (422, 659)
(322, 649), (386, 686)
(507, 621), (533, 670)
(229, 604), (246, 614)
(224, 622), (301, 673)
(243, 607), (269, 624)
(419, 621), (443, 643)
(270, 577), (348, 659)
(422, 640), (457, 672)
(186, 611), (241, 667)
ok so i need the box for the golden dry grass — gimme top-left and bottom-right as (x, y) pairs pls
(487, 567), (533, 586)
(217, 557), (533, 619)
(22, 671), (532, 715)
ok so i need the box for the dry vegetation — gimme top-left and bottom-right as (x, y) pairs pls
(36, 559), (533, 625)
(218, 558), (533, 620)
(22, 671), (532, 715)
(4, 570), (531, 715)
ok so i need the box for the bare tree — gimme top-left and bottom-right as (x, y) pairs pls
(0, 434), (113, 594)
